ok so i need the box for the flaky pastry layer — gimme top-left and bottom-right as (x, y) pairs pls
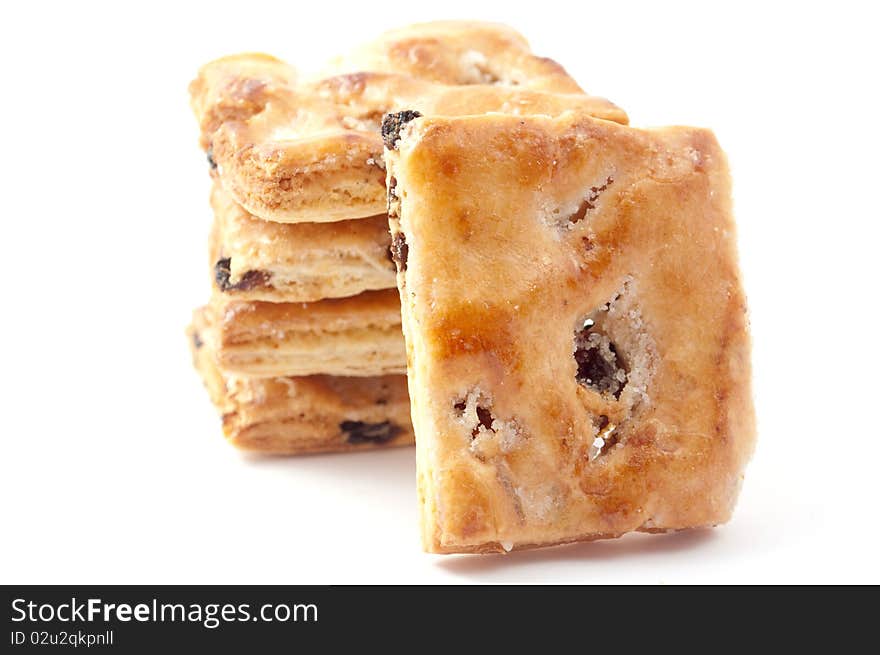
(189, 308), (413, 454)
(204, 288), (405, 378)
(209, 184), (395, 302)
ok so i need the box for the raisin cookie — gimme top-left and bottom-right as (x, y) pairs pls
(204, 288), (405, 378)
(189, 22), (626, 223)
(209, 184), (395, 303)
(325, 21), (585, 92)
(384, 110), (755, 553)
(189, 308), (413, 454)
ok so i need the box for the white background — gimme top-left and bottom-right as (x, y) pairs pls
(1, 0), (878, 584)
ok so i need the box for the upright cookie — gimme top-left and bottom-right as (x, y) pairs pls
(384, 111), (755, 553)
(189, 308), (413, 454)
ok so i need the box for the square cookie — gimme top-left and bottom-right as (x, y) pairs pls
(189, 22), (626, 223)
(189, 308), (413, 454)
(204, 288), (405, 378)
(209, 184), (396, 303)
(384, 110), (755, 553)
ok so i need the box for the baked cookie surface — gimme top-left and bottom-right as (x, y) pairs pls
(189, 309), (413, 454)
(209, 184), (395, 302)
(204, 288), (405, 378)
(189, 22), (627, 223)
(326, 21), (584, 92)
(384, 111), (755, 553)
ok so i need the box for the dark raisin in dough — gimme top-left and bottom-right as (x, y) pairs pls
(340, 420), (401, 445)
(214, 258), (270, 291)
(381, 110), (422, 150)
(214, 257), (233, 290)
(233, 269), (271, 291)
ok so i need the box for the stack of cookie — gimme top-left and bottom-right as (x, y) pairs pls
(187, 66), (409, 454)
(187, 22), (627, 454)
(186, 21), (756, 556)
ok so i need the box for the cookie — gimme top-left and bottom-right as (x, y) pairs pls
(326, 21), (585, 92)
(189, 308), (413, 454)
(209, 184), (395, 302)
(189, 22), (627, 223)
(384, 111), (755, 553)
(204, 288), (405, 378)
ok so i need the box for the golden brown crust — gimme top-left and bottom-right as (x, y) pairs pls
(203, 288), (405, 378)
(386, 112), (755, 554)
(188, 309), (413, 454)
(189, 53), (296, 151)
(189, 22), (627, 223)
(209, 184), (395, 302)
(326, 21), (584, 92)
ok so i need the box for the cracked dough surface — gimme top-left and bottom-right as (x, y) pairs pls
(385, 111), (754, 553)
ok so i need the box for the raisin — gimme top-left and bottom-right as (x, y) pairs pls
(390, 232), (408, 272)
(454, 399), (496, 438)
(476, 406), (495, 433)
(192, 332), (203, 350)
(470, 405), (496, 438)
(575, 343), (622, 397)
(214, 258), (232, 290)
(341, 420), (401, 445)
(207, 146), (217, 170)
(233, 269), (271, 291)
(574, 324), (627, 399)
(381, 110), (422, 150)
(214, 258), (270, 292)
